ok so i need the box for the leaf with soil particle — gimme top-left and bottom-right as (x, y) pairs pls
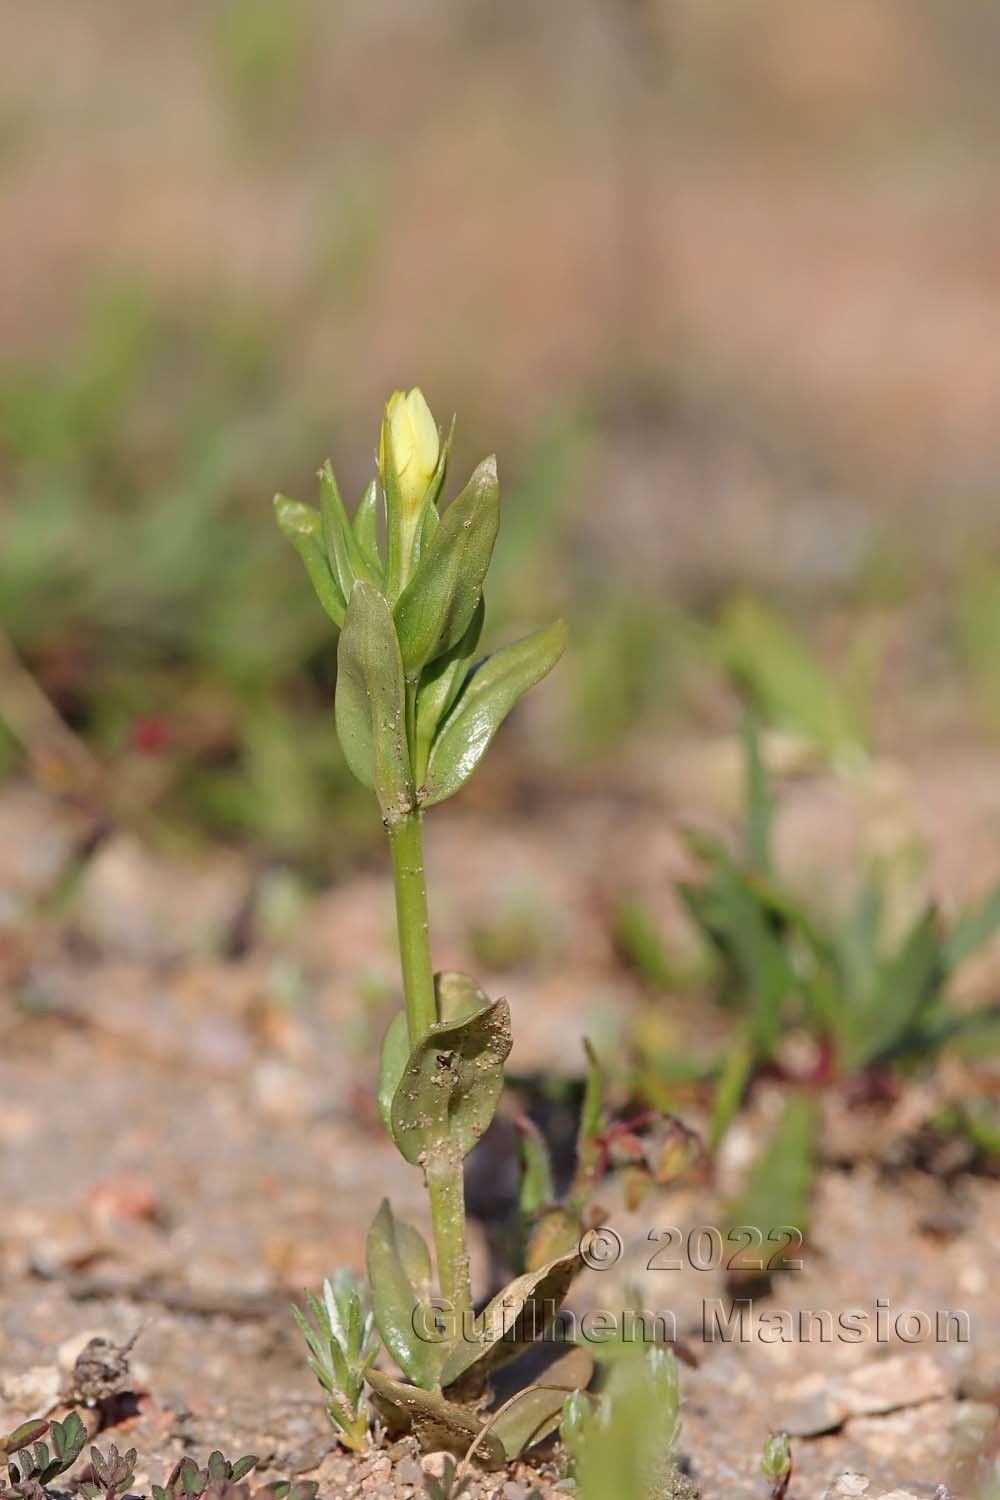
(489, 1347), (594, 1461)
(365, 1368), (506, 1469)
(366, 1198), (444, 1389)
(440, 1247), (582, 1392)
(378, 973), (491, 1145)
(390, 994), (511, 1167)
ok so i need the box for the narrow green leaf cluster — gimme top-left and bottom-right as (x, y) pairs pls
(292, 1270), (378, 1452)
(275, 389), (566, 822)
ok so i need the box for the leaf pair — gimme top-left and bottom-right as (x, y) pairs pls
(274, 465), (381, 630)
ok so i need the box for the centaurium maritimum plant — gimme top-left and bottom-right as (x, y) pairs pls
(276, 389), (590, 1466)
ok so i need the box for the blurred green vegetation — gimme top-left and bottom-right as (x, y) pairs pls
(2, 0), (1000, 875)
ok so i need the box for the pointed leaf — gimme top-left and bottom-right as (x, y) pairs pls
(366, 1200), (443, 1388)
(335, 581), (412, 814)
(319, 462), (378, 599)
(491, 1348), (593, 1461)
(274, 495), (345, 627)
(352, 479), (383, 579)
(440, 1247), (582, 1391)
(393, 457), (500, 679)
(390, 996), (512, 1166)
(423, 619), (567, 805)
(413, 596), (485, 783)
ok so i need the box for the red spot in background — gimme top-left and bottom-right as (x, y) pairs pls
(129, 716), (171, 753)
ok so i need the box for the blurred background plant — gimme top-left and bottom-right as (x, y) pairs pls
(3, 0), (1000, 878)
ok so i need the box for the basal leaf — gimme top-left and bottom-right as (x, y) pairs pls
(352, 479), (383, 579)
(365, 1369), (506, 1468)
(365, 1199), (442, 1388)
(440, 1247), (582, 1392)
(490, 1347), (593, 1461)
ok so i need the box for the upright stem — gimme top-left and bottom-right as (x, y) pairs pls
(388, 809), (474, 1326)
(389, 811), (437, 1046)
(425, 1153), (473, 1325)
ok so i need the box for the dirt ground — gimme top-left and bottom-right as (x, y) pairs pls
(1, 729), (998, 1500)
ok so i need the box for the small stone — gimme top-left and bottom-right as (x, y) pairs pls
(502, 1483), (528, 1500)
(422, 1453), (452, 1478)
(824, 1478), (871, 1500)
(395, 1458), (424, 1485)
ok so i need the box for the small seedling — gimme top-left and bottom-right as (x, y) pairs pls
(762, 1431), (792, 1500)
(79, 1444), (138, 1500)
(151, 1452), (258, 1500)
(291, 1270), (377, 1450)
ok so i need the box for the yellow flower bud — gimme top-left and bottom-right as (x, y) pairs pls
(381, 388), (440, 516)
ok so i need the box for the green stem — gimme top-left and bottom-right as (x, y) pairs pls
(388, 811), (437, 1046)
(425, 1152), (474, 1325)
(388, 809), (474, 1327)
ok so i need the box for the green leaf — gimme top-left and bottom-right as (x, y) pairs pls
(274, 495), (345, 627)
(841, 907), (942, 1070)
(413, 595), (485, 784)
(717, 595), (865, 758)
(365, 1368), (506, 1468)
(320, 462), (379, 599)
(352, 479), (383, 579)
(376, 1011), (409, 1142)
(725, 1092), (819, 1272)
(390, 996), (512, 1166)
(944, 877), (1000, 974)
(423, 617), (567, 806)
(742, 704), (774, 874)
(518, 1117), (555, 1219)
(365, 1200), (443, 1388)
(440, 1248), (582, 1392)
(490, 1347), (593, 1461)
(377, 972), (490, 1145)
(334, 581), (412, 816)
(709, 1030), (754, 1150)
(393, 457), (500, 679)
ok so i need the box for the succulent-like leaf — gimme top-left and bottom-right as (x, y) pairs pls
(393, 458), (500, 680)
(364, 1369), (506, 1469)
(440, 1247), (582, 1390)
(274, 496), (345, 627)
(335, 581), (412, 815)
(352, 480), (383, 579)
(517, 1117), (555, 1219)
(490, 1347), (593, 1461)
(423, 618), (567, 806)
(413, 597), (485, 783)
(390, 997), (512, 1167)
(366, 1200), (443, 1388)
